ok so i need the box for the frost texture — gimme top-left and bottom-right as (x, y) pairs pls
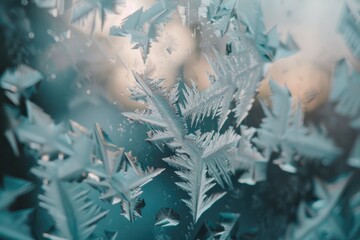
(180, 48), (262, 129)
(0, 0), (359, 239)
(30, 119), (163, 223)
(15, 101), (163, 224)
(86, 123), (164, 222)
(253, 80), (341, 173)
(110, 1), (175, 61)
(179, 0), (298, 130)
(206, 0), (238, 37)
(38, 180), (108, 240)
(124, 72), (232, 222)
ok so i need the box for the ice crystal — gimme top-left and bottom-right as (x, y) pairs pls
(253, 80), (341, 172)
(110, 0), (175, 62)
(38, 180), (108, 240)
(86, 123), (164, 222)
(23, 106), (164, 223)
(124, 72), (231, 222)
(1, 0), (359, 239)
(206, 0), (238, 37)
(155, 208), (180, 227)
(180, 48), (262, 129)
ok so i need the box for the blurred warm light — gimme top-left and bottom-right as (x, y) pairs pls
(259, 57), (331, 111)
(106, 14), (196, 109)
(259, 0), (360, 111)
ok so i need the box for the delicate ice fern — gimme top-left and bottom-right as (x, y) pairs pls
(86, 123), (164, 222)
(124, 72), (230, 222)
(253, 80), (341, 172)
(38, 180), (108, 240)
(194, 212), (240, 240)
(0, 176), (34, 240)
(110, 0), (175, 61)
(285, 175), (355, 240)
(330, 60), (360, 129)
(164, 144), (226, 222)
(195, 128), (240, 187)
(338, 0), (360, 60)
(180, 48), (262, 129)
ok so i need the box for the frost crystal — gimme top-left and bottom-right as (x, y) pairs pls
(110, 1), (175, 61)
(124, 72), (229, 222)
(155, 208), (180, 227)
(1, 0), (359, 239)
(253, 80), (341, 172)
(207, 0), (238, 37)
(86, 123), (164, 222)
(181, 48), (262, 129)
(39, 180), (108, 240)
